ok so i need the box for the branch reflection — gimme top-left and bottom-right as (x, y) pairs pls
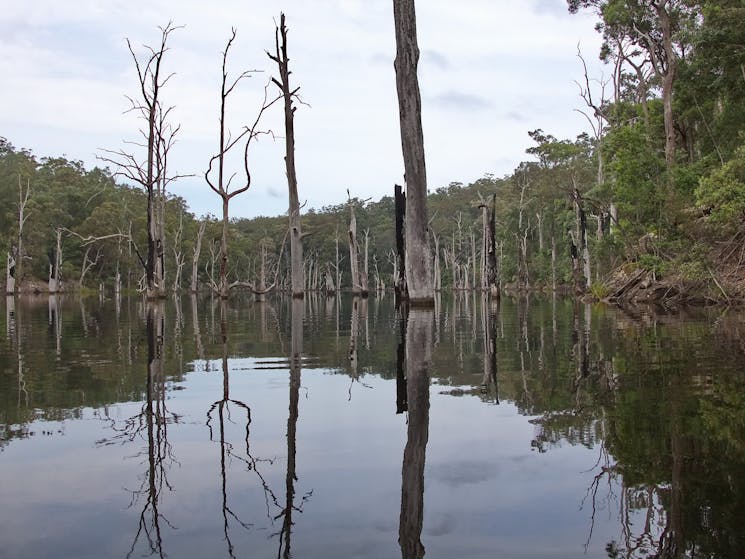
(205, 300), (278, 558)
(97, 301), (179, 559)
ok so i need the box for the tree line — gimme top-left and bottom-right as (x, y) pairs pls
(3, 1), (744, 302)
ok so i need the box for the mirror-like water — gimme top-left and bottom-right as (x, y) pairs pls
(1, 293), (744, 559)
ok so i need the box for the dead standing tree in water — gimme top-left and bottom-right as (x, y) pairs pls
(477, 192), (500, 297)
(393, 0), (433, 305)
(100, 23), (184, 299)
(206, 28), (280, 299)
(6, 176), (31, 295)
(268, 13), (304, 299)
(347, 195), (370, 297)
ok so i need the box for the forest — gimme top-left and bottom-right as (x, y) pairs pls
(2, 0), (745, 305)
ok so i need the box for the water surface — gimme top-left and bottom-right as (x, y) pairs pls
(1, 293), (744, 558)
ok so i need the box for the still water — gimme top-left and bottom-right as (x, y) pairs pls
(1, 293), (744, 559)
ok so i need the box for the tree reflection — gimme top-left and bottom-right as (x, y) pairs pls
(206, 300), (278, 558)
(275, 298), (312, 559)
(399, 308), (432, 559)
(480, 294), (499, 403)
(98, 302), (179, 559)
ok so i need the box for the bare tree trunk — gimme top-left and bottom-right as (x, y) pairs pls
(394, 183), (406, 300)
(335, 228), (341, 295)
(172, 210), (185, 292)
(363, 229), (370, 295)
(431, 230), (441, 292)
(190, 220), (206, 293)
(269, 14), (304, 298)
(6, 250), (16, 295)
(393, 0), (433, 305)
(80, 245), (102, 288)
(347, 204), (368, 296)
(573, 186), (591, 292)
(206, 30), (277, 299)
(48, 227), (63, 294)
(551, 234), (557, 292)
(478, 193), (499, 296)
(99, 24), (182, 300)
(8, 177), (31, 294)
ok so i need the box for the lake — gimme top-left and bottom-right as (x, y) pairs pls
(1, 293), (744, 558)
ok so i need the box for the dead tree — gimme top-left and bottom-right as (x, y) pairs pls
(268, 13), (304, 299)
(347, 198), (369, 296)
(99, 22), (184, 299)
(393, 0), (433, 305)
(190, 220), (206, 293)
(48, 228), (63, 293)
(6, 177), (31, 295)
(394, 183), (407, 301)
(171, 210), (186, 292)
(206, 29), (279, 299)
(477, 192), (499, 297)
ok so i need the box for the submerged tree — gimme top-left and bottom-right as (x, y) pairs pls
(206, 28), (280, 299)
(268, 13), (304, 298)
(100, 22), (184, 299)
(393, 0), (433, 305)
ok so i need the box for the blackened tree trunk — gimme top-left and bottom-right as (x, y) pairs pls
(393, 0), (433, 305)
(394, 183), (407, 301)
(269, 13), (304, 299)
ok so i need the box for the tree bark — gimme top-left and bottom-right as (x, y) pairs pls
(393, 0), (433, 305)
(270, 14), (304, 298)
(394, 183), (407, 301)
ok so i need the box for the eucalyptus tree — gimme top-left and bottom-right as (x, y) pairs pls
(568, 0), (698, 175)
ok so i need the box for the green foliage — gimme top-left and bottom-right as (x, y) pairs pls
(589, 282), (611, 299)
(696, 141), (745, 227)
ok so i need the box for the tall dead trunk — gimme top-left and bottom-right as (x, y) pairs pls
(8, 177), (31, 294)
(478, 193), (499, 296)
(99, 23), (182, 300)
(206, 29), (277, 299)
(48, 228), (63, 294)
(573, 187), (591, 292)
(269, 13), (304, 298)
(190, 220), (206, 293)
(393, 0), (433, 305)
(394, 183), (407, 301)
(6, 249), (16, 295)
(347, 204), (368, 296)
(431, 230), (441, 292)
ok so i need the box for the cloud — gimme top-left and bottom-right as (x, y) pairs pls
(429, 460), (497, 487)
(421, 49), (450, 70)
(504, 110), (526, 122)
(266, 186), (283, 199)
(529, 0), (572, 17)
(429, 90), (493, 111)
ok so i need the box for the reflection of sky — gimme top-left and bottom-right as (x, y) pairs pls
(0, 362), (626, 558)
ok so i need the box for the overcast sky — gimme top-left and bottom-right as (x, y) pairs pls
(1, 0), (604, 219)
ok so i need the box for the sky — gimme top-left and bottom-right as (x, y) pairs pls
(0, 0), (605, 219)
